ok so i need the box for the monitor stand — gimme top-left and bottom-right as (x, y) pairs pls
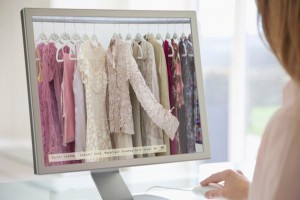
(91, 169), (169, 200)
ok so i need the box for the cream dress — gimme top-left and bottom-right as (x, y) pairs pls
(78, 41), (112, 162)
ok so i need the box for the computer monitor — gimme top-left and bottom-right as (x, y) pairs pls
(21, 8), (210, 200)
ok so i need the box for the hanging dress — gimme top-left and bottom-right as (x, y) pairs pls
(132, 38), (163, 156)
(186, 37), (202, 145)
(78, 41), (112, 162)
(61, 52), (76, 145)
(73, 43), (87, 152)
(171, 39), (184, 154)
(41, 43), (74, 166)
(36, 43), (48, 165)
(146, 34), (171, 155)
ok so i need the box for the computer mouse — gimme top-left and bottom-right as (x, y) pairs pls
(192, 183), (223, 196)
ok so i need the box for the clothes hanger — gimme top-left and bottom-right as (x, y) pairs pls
(117, 24), (123, 39)
(134, 33), (142, 43)
(134, 23), (143, 43)
(165, 32), (171, 40)
(71, 32), (81, 43)
(186, 33), (194, 57)
(90, 23), (100, 48)
(156, 24), (163, 44)
(69, 32), (81, 61)
(180, 24), (186, 40)
(166, 24), (174, 57)
(56, 22), (71, 62)
(144, 24), (152, 41)
(82, 19), (90, 42)
(126, 33), (132, 41)
(47, 20), (59, 43)
(126, 24), (132, 42)
(156, 32), (162, 41)
(180, 32), (186, 40)
(173, 32), (179, 41)
(111, 24), (119, 42)
(69, 21), (81, 61)
(172, 24), (179, 42)
(125, 24), (134, 54)
(132, 24), (144, 59)
(35, 19), (48, 62)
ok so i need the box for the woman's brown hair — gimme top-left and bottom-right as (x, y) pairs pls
(256, 0), (300, 82)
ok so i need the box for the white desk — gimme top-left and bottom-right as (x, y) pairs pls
(0, 160), (255, 200)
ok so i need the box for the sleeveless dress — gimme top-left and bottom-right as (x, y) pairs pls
(78, 41), (112, 162)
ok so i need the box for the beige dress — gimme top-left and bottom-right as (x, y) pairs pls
(78, 41), (112, 162)
(132, 39), (164, 154)
(106, 38), (179, 151)
(146, 34), (171, 155)
(249, 80), (300, 199)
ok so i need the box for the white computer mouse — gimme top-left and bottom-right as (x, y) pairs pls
(192, 183), (223, 196)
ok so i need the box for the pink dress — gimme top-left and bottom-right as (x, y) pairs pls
(249, 80), (300, 199)
(61, 53), (76, 145)
(40, 43), (75, 166)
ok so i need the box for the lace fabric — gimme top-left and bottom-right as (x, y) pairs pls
(106, 38), (179, 140)
(78, 41), (112, 162)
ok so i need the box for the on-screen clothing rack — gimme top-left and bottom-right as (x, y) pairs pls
(31, 16), (191, 24)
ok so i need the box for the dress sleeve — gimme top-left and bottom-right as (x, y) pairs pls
(125, 44), (179, 140)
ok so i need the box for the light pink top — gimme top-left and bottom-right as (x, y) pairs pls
(249, 80), (300, 199)
(61, 53), (76, 145)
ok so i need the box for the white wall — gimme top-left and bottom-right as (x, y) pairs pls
(0, 0), (50, 141)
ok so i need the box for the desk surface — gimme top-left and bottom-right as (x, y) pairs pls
(0, 160), (255, 200)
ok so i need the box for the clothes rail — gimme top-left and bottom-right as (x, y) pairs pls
(32, 16), (191, 24)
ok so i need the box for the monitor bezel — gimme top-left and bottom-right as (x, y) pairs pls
(21, 8), (210, 175)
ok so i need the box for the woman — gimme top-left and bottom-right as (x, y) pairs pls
(201, 0), (300, 199)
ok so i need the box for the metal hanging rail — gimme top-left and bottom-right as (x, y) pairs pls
(32, 16), (191, 24)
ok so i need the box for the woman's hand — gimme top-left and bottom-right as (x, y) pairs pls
(200, 169), (250, 200)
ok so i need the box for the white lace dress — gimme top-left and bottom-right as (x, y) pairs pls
(106, 38), (179, 146)
(78, 41), (112, 162)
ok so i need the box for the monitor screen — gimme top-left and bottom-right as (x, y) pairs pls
(21, 8), (210, 175)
